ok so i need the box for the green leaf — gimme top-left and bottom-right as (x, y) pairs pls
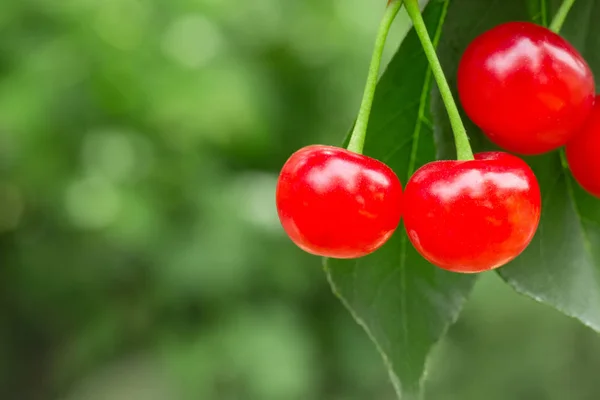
(324, 1), (476, 398)
(434, 0), (600, 331)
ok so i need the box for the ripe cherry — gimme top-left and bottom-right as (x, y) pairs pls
(566, 95), (600, 198)
(276, 145), (403, 259)
(458, 22), (595, 155)
(403, 152), (541, 273)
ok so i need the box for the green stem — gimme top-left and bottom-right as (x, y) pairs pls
(540, 0), (548, 27)
(346, 0), (403, 154)
(404, 0), (474, 160)
(549, 0), (576, 33)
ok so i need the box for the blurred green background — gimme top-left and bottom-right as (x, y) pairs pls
(1, 0), (600, 399)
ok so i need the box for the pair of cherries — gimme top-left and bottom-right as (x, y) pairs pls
(276, 21), (594, 273)
(276, 145), (540, 274)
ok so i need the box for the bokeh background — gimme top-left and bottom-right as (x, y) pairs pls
(2, 0), (600, 399)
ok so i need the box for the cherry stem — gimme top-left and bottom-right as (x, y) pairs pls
(346, 0), (403, 154)
(404, 0), (474, 161)
(549, 0), (576, 33)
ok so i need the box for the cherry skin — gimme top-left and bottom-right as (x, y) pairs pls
(276, 145), (403, 259)
(458, 22), (595, 155)
(566, 95), (600, 198)
(403, 152), (541, 273)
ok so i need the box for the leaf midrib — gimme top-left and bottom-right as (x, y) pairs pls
(397, 0), (451, 393)
(326, 2), (456, 397)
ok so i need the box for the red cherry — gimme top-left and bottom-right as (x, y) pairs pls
(566, 95), (600, 198)
(458, 22), (595, 155)
(276, 145), (403, 259)
(403, 152), (541, 273)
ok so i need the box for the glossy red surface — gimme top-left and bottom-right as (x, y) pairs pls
(403, 152), (541, 273)
(566, 96), (600, 198)
(276, 145), (403, 259)
(458, 22), (595, 155)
